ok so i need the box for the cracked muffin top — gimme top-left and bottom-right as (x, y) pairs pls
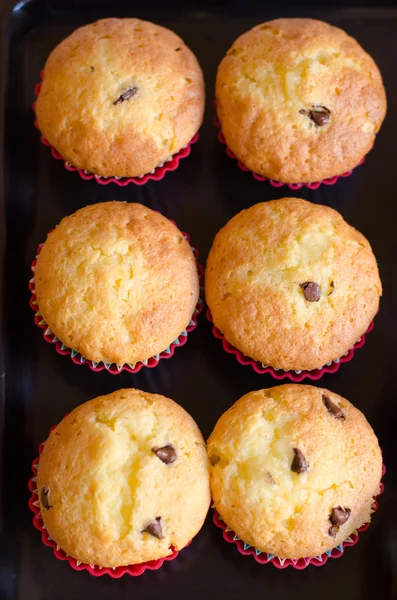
(207, 384), (382, 559)
(216, 18), (386, 183)
(205, 198), (381, 371)
(36, 18), (205, 178)
(34, 202), (199, 366)
(37, 389), (211, 567)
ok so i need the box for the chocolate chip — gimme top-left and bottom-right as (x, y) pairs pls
(143, 517), (163, 539)
(322, 394), (345, 421)
(90, 66), (95, 72)
(266, 471), (275, 484)
(330, 506), (351, 526)
(209, 454), (220, 466)
(327, 281), (335, 296)
(328, 524), (339, 537)
(309, 107), (330, 126)
(300, 105), (331, 127)
(291, 448), (309, 474)
(175, 47), (182, 51)
(41, 487), (52, 510)
(300, 282), (321, 302)
(152, 445), (177, 465)
(114, 86), (138, 105)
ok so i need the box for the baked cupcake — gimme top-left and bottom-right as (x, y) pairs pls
(208, 384), (382, 561)
(35, 18), (204, 179)
(216, 18), (386, 184)
(205, 198), (381, 372)
(36, 388), (210, 568)
(34, 202), (199, 367)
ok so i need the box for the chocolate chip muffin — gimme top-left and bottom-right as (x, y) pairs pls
(208, 384), (382, 559)
(34, 202), (199, 366)
(205, 198), (381, 372)
(37, 389), (211, 567)
(35, 18), (204, 178)
(216, 18), (386, 183)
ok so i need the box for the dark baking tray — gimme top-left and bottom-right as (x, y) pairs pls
(1, 0), (397, 598)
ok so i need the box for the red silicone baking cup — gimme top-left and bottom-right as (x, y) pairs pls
(214, 114), (367, 190)
(28, 426), (186, 577)
(29, 227), (203, 374)
(213, 464), (385, 569)
(33, 74), (199, 186)
(206, 307), (374, 382)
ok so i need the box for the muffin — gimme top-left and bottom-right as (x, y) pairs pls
(205, 198), (381, 372)
(35, 18), (204, 178)
(208, 384), (382, 559)
(34, 202), (199, 366)
(216, 18), (386, 183)
(36, 388), (211, 567)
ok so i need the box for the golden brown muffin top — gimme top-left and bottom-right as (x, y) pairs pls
(205, 198), (381, 371)
(35, 202), (199, 365)
(208, 384), (382, 558)
(216, 18), (386, 183)
(37, 389), (211, 567)
(36, 18), (205, 177)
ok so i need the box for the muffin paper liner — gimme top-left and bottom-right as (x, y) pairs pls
(212, 464), (385, 570)
(214, 114), (367, 189)
(33, 74), (199, 186)
(29, 227), (203, 374)
(28, 426), (187, 577)
(206, 307), (374, 382)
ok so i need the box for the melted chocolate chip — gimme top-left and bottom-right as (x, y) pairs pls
(328, 524), (339, 537)
(300, 282), (321, 302)
(330, 506), (351, 526)
(114, 86), (138, 105)
(90, 66), (95, 72)
(327, 281), (335, 296)
(300, 105), (331, 127)
(152, 445), (177, 465)
(41, 487), (52, 510)
(143, 517), (163, 539)
(309, 107), (330, 126)
(322, 395), (345, 421)
(291, 448), (309, 474)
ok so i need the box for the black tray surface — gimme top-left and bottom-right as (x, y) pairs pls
(1, 1), (397, 599)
